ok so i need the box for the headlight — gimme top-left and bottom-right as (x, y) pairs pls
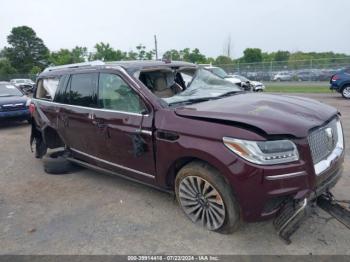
(223, 137), (299, 165)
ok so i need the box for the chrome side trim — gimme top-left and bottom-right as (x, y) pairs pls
(314, 120), (344, 175)
(70, 148), (155, 179)
(265, 171), (307, 181)
(32, 98), (147, 117)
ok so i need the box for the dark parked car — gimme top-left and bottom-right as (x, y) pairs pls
(30, 61), (344, 234)
(296, 70), (317, 81)
(0, 82), (31, 122)
(330, 68), (350, 98)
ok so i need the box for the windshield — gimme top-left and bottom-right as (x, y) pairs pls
(164, 68), (242, 106)
(207, 67), (228, 78)
(0, 84), (23, 97)
(234, 75), (249, 82)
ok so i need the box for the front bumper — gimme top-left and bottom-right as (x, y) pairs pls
(228, 149), (344, 222)
(0, 109), (30, 119)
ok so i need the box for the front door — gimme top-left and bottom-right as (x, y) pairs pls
(92, 72), (156, 182)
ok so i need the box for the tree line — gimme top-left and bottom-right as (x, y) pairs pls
(0, 26), (349, 76)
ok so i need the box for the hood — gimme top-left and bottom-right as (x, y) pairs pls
(174, 93), (338, 138)
(0, 96), (28, 106)
(250, 80), (263, 86)
(224, 77), (241, 84)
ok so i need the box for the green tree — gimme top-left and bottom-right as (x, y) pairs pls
(92, 42), (126, 61)
(215, 55), (233, 65)
(181, 48), (207, 63)
(242, 48), (263, 63)
(0, 58), (17, 79)
(274, 51), (290, 62)
(50, 46), (87, 65)
(163, 49), (181, 60)
(4, 26), (49, 73)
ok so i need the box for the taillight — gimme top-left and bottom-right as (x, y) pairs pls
(29, 103), (35, 114)
(332, 75), (339, 81)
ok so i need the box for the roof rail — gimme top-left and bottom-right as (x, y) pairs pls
(43, 60), (105, 72)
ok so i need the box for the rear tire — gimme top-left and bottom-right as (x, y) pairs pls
(341, 85), (350, 99)
(175, 161), (240, 234)
(43, 150), (73, 175)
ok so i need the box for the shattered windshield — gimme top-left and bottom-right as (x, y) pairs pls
(164, 68), (242, 106)
(207, 67), (228, 78)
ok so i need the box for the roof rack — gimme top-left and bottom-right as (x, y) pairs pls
(43, 60), (105, 72)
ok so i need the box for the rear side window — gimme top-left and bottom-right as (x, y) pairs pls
(36, 77), (60, 100)
(68, 73), (98, 107)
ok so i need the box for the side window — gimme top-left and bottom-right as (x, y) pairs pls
(98, 73), (146, 114)
(54, 75), (69, 103)
(69, 73), (98, 107)
(36, 77), (60, 100)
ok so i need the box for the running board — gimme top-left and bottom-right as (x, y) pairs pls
(317, 192), (350, 229)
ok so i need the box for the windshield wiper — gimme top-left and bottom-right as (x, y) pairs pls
(217, 90), (245, 98)
(168, 97), (214, 106)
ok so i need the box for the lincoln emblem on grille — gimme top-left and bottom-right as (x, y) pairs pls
(325, 128), (334, 150)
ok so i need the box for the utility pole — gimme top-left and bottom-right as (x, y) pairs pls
(154, 35), (158, 60)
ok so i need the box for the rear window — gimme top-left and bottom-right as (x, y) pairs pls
(68, 73), (98, 107)
(36, 77), (60, 100)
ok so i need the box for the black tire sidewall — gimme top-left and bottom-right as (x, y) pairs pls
(43, 151), (72, 175)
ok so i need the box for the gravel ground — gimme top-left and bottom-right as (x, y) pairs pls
(0, 93), (349, 255)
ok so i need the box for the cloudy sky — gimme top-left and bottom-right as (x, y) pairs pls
(1, 0), (349, 58)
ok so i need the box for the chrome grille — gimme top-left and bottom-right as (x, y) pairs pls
(308, 118), (338, 164)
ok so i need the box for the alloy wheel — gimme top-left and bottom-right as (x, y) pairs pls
(343, 86), (350, 98)
(178, 176), (226, 231)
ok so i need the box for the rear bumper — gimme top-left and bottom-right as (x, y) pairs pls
(0, 109), (30, 119)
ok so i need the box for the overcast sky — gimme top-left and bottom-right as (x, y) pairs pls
(1, 0), (349, 58)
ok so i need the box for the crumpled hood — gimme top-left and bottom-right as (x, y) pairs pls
(175, 93), (338, 137)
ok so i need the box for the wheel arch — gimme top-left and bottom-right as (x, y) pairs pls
(164, 155), (232, 191)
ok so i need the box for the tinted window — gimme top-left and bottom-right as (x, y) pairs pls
(98, 73), (146, 113)
(69, 73), (98, 107)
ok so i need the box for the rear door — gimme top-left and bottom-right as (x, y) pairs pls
(58, 72), (98, 155)
(91, 71), (156, 182)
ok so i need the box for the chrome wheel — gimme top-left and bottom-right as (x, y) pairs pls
(178, 176), (226, 231)
(342, 86), (350, 98)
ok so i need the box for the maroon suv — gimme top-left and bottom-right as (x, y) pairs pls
(30, 60), (345, 234)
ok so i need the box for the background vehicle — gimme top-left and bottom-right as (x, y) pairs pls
(272, 72), (294, 81)
(330, 67), (350, 98)
(296, 70), (317, 81)
(232, 75), (265, 92)
(10, 79), (35, 94)
(0, 81), (31, 122)
(30, 61), (344, 235)
(199, 65), (253, 90)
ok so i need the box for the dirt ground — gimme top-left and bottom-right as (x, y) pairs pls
(0, 93), (349, 255)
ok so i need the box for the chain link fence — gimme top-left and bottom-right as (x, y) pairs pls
(215, 57), (350, 81)
(1, 57), (349, 83)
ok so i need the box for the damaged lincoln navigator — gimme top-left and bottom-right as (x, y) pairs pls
(30, 60), (344, 234)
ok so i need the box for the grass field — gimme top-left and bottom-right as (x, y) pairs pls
(264, 81), (331, 93)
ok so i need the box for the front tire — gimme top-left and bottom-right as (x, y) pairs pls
(341, 85), (350, 99)
(175, 161), (240, 234)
